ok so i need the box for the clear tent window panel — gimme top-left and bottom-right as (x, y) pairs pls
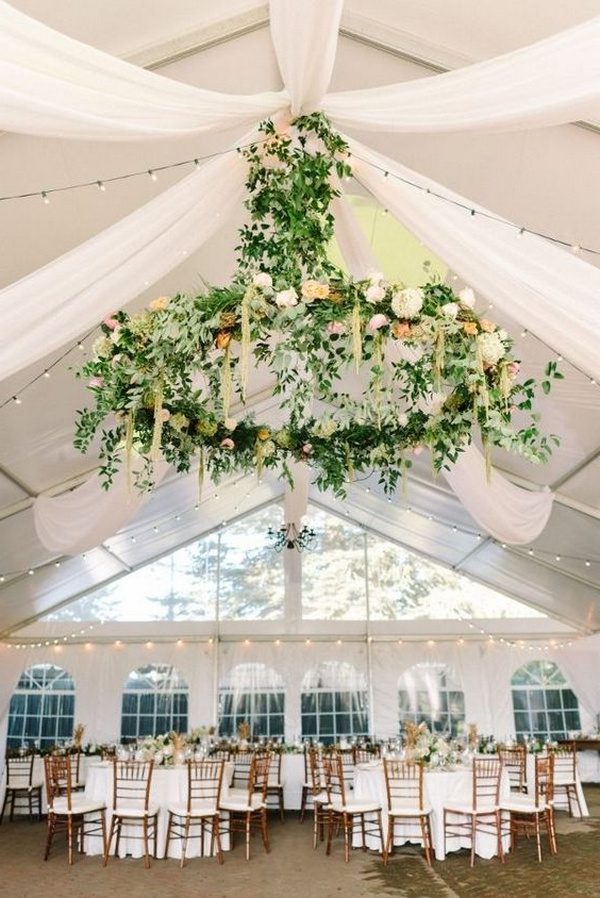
(301, 508), (367, 620)
(300, 661), (369, 744)
(218, 663), (285, 739)
(510, 661), (581, 742)
(366, 534), (546, 620)
(218, 506), (284, 620)
(7, 664), (76, 750)
(120, 664), (189, 741)
(398, 663), (466, 737)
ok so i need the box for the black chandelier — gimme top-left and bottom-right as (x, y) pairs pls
(267, 522), (317, 552)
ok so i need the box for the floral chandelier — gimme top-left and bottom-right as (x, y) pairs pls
(75, 114), (558, 497)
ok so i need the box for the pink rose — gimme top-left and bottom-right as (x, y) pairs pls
(159, 408), (171, 423)
(103, 317), (119, 330)
(221, 438), (235, 450)
(327, 321), (345, 335)
(302, 443), (313, 455)
(367, 313), (389, 332)
(508, 362), (520, 378)
(88, 377), (104, 388)
(413, 445), (424, 456)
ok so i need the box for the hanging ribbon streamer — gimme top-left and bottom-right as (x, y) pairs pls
(351, 302), (362, 372)
(239, 288), (253, 403)
(221, 347), (232, 420)
(150, 381), (164, 461)
(125, 411), (135, 490)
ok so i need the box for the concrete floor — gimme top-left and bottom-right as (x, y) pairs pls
(1, 787), (599, 898)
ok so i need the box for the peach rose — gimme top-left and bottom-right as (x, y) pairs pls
(463, 322), (478, 336)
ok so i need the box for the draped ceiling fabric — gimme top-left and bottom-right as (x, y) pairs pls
(323, 17), (600, 133)
(2, 0), (596, 554)
(0, 0), (286, 139)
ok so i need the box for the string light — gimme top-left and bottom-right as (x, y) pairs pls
(41, 191), (49, 205)
(96, 180), (106, 192)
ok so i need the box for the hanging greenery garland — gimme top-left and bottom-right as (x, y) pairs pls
(74, 114), (559, 496)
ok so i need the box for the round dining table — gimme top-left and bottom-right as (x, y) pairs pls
(83, 761), (234, 859)
(353, 760), (510, 861)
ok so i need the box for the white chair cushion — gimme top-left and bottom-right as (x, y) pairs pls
(7, 781), (43, 791)
(331, 800), (381, 814)
(220, 793), (265, 813)
(390, 803), (432, 816)
(444, 802), (498, 815)
(500, 797), (549, 813)
(554, 777), (576, 786)
(168, 801), (218, 818)
(51, 797), (105, 815)
(113, 805), (159, 818)
(314, 791), (330, 805)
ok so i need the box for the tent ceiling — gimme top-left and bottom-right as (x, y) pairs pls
(1, 1), (599, 635)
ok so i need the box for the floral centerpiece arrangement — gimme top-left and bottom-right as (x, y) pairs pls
(477, 734), (498, 754)
(74, 114), (559, 496)
(413, 725), (458, 769)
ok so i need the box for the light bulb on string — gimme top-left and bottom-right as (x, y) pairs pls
(96, 180), (106, 192)
(42, 191), (50, 205)
(148, 170), (158, 182)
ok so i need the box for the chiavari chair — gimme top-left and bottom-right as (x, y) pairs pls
(164, 759), (225, 866)
(43, 754), (106, 865)
(232, 749), (253, 789)
(70, 750), (85, 792)
(498, 745), (527, 793)
(383, 760), (433, 866)
(500, 753), (557, 862)
(219, 751), (271, 860)
(353, 745), (381, 764)
(211, 748), (232, 762)
(443, 757), (504, 867)
(299, 745), (314, 824)
(308, 748), (331, 849)
(549, 742), (582, 817)
(324, 752), (384, 863)
(338, 747), (355, 791)
(266, 751), (285, 822)
(103, 759), (158, 868)
(0, 752), (43, 824)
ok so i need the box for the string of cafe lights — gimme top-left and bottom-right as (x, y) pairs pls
(350, 151), (600, 258)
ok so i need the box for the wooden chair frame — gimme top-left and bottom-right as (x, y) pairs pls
(505, 755), (558, 862)
(219, 751), (271, 861)
(43, 754), (106, 865)
(383, 759), (433, 866)
(324, 753), (384, 863)
(165, 759), (225, 866)
(443, 757), (504, 867)
(265, 751), (285, 822)
(498, 746), (527, 793)
(549, 742), (582, 817)
(0, 752), (42, 824)
(103, 759), (158, 869)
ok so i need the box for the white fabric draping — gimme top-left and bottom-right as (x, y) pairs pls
(443, 444), (553, 545)
(33, 462), (170, 556)
(346, 138), (600, 381)
(333, 191), (554, 544)
(0, 149), (247, 383)
(269, 0), (342, 116)
(324, 17), (600, 133)
(0, 0), (286, 140)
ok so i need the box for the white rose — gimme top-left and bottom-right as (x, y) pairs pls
(366, 270), (384, 285)
(224, 417), (237, 431)
(275, 288), (298, 309)
(252, 271), (272, 289)
(365, 284), (386, 304)
(441, 302), (459, 319)
(458, 287), (476, 309)
(478, 331), (506, 366)
(391, 287), (423, 320)
(398, 412), (408, 427)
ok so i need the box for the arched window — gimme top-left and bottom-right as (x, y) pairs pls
(121, 664), (188, 741)
(7, 665), (75, 749)
(398, 664), (465, 736)
(511, 660), (581, 742)
(301, 662), (368, 744)
(218, 663), (285, 739)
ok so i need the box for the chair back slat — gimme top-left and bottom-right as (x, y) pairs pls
(6, 753), (34, 789)
(323, 752), (348, 807)
(383, 759), (424, 811)
(233, 750), (253, 788)
(112, 759), (154, 812)
(549, 742), (577, 782)
(44, 755), (74, 811)
(187, 759), (224, 811)
(534, 754), (555, 807)
(498, 746), (526, 791)
(472, 758), (502, 809)
(267, 751), (282, 785)
(250, 752), (271, 804)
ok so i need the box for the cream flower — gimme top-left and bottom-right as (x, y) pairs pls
(478, 331), (506, 366)
(275, 288), (298, 309)
(301, 280), (329, 301)
(391, 287), (423, 320)
(365, 284), (386, 304)
(312, 419), (338, 438)
(252, 272), (273, 289)
(441, 302), (459, 319)
(366, 270), (384, 285)
(224, 417), (238, 431)
(458, 287), (476, 309)
(479, 319), (496, 333)
(93, 336), (112, 358)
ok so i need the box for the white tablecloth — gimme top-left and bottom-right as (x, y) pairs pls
(353, 763), (511, 861)
(84, 762), (234, 859)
